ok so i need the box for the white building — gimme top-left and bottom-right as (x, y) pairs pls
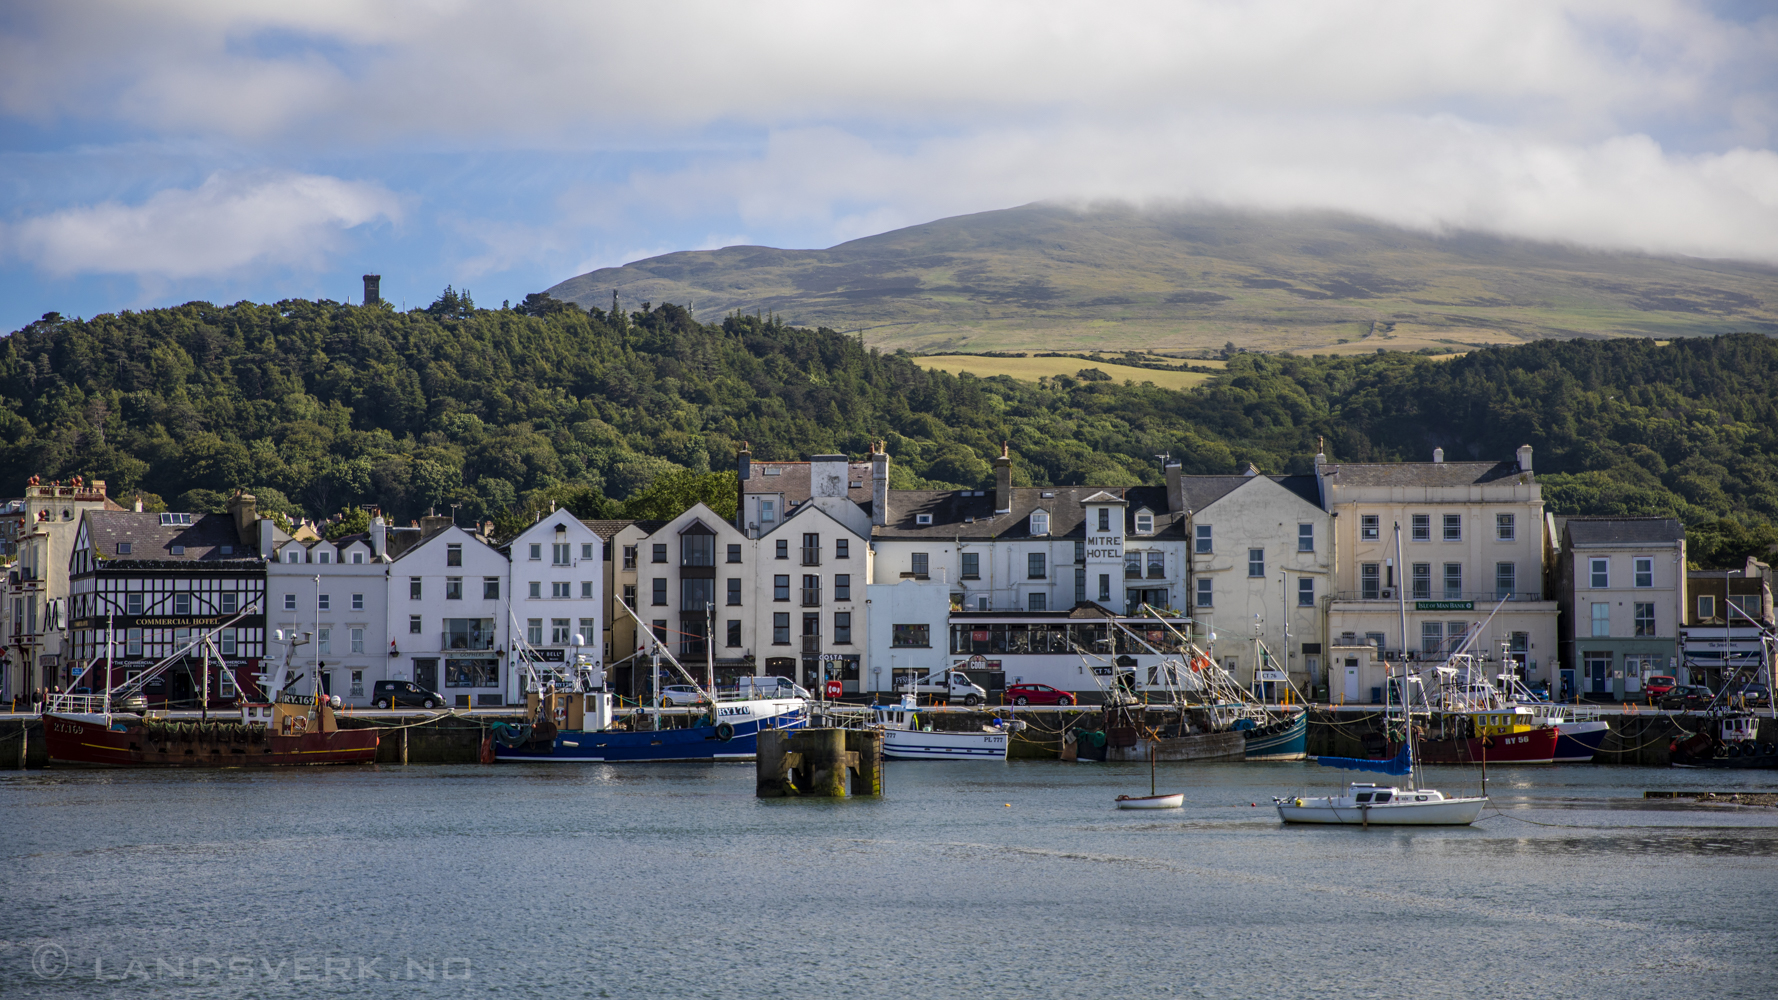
(505, 510), (605, 689)
(263, 514), (394, 707)
(1556, 516), (1686, 700)
(386, 518), (512, 707)
(754, 464), (873, 692)
(3, 477), (120, 698)
(608, 503), (754, 699)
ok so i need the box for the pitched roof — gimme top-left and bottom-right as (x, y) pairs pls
(1563, 516), (1684, 547)
(81, 511), (258, 564)
(741, 459), (875, 504)
(875, 486), (1187, 540)
(1321, 460), (1528, 488)
(580, 519), (635, 542)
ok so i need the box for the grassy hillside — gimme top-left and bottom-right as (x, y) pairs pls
(911, 354), (1213, 390)
(547, 203), (1778, 355)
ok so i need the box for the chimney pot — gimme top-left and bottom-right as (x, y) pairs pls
(993, 446), (1013, 514)
(1516, 443), (1533, 473)
(871, 442), (891, 527)
(1433, 448), (1444, 464)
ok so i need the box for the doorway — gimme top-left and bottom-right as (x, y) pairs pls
(1343, 659), (1360, 703)
(413, 658), (439, 693)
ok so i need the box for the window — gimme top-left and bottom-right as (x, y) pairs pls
(682, 533), (715, 567)
(834, 612), (852, 644)
(801, 575), (821, 606)
(447, 544), (462, 567)
(1298, 577), (1315, 607)
(1031, 511), (1051, 536)
(727, 578), (742, 606)
(1442, 514), (1462, 541)
(1443, 563), (1462, 599)
(760, 500), (776, 524)
(409, 615), (422, 635)
(961, 552), (980, 579)
(1097, 509), (1111, 532)
(126, 628), (142, 656)
(579, 619), (595, 644)
(286, 549), (301, 563)
(1495, 562), (1515, 598)
(318, 550), (332, 565)
(910, 553), (929, 578)
(836, 538), (849, 559)
(1074, 540), (1085, 564)
(581, 581), (594, 598)
(1496, 513), (1515, 541)
(1124, 551), (1142, 580)
(773, 613), (791, 644)
(127, 592), (145, 615)
(1075, 568), (1087, 604)
(410, 577), (423, 600)
(1420, 621), (1443, 654)
(1298, 523), (1314, 552)
(892, 624), (930, 647)
(220, 592), (238, 615)
(1029, 552), (1047, 579)
(1446, 621), (1467, 652)
(1698, 595), (1715, 620)
(1098, 574), (1111, 602)
(483, 578), (500, 600)
(528, 542), (542, 561)
(1134, 512), (1152, 535)
(680, 578), (714, 613)
(650, 620), (668, 644)
(726, 620), (742, 647)
(174, 593), (192, 615)
(552, 619), (571, 644)
(652, 543), (667, 564)
(1248, 548), (1265, 578)
(915, 513), (932, 526)
(117, 542), (132, 555)
(1196, 578), (1213, 608)
(1592, 602), (1610, 637)
(1361, 515), (1380, 541)
(652, 579), (668, 606)
(1634, 557), (1653, 588)
(801, 533), (821, 566)
(318, 629), (331, 654)
(351, 628), (365, 654)
(552, 582), (571, 598)
(529, 581), (542, 599)
(1147, 551), (1164, 579)
(623, 546), (637, 569)
(774, 575), (790, 601)
(284, 594), (297, 611)
(220, 629), (237, 657)
(727, 543), (742, 564)
(775, 539), (789, 559)
(1589, 558), (1608, 589)
(1411, 514), (1430, 541)
(622, 585), (636, 609)
(1634, 603), (1656, 637)
(1361, 563), (1380, 600)
(552, 542), (570, 566)
(582, 542), (595, 560)
(834, 574), (851, 601)
(352, 550), (364, 564)
(352, 593), (364, 611)
(318, 594), (331, 611)
(1027, 592), (1048, 612)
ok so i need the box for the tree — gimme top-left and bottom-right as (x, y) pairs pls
(324, 507), (371, 540)
(622, 470), (738, 522)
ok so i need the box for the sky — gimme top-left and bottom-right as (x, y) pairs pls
(2, 0), (1776, 332)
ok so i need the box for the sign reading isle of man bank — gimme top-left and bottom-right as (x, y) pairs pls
(1415, 601), (1475, 612)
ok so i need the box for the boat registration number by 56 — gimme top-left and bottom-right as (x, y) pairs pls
(1502, 735), (1528, 745)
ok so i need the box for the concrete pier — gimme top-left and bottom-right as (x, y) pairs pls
(757, 727), (883, 797)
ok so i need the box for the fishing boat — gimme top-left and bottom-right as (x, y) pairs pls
(1275, 522), (1486, 826)
(43, 621), (378, 768)
(1669, 711), (1778, 769)
(868, 695), (1009, 760)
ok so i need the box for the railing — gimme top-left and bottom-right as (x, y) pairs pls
(801, 549), (819, 566)
(801, 589), (820, 607)
(1333, 590), (1545, 603)
(440, 632), (496, 651)
(801, 636), (821, 654)
(44, 693), (104, 714)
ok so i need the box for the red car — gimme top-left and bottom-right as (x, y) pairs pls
(1643, 675), (1677, 700)
(1006, 683), (1075, 706)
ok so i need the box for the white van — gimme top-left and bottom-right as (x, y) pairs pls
(895, 669), (988, 706)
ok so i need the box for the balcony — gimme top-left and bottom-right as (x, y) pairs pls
(1333, 590), (1545, 604)
(800, 548), (820, 567)
(801, 636), (821, 654)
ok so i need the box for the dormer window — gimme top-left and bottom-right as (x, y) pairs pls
(117, 542), (132, 555)
(1134, 509), (1154, 535)
(286, 549), (301, 563)
(1030, 510), (1050, 536)
(916, 514), (933, 525)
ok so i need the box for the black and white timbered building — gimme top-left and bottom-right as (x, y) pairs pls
(67, 508), (266, 706)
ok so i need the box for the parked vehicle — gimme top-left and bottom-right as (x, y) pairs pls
(1731, 683), (1771, 708)
(373, 680), (444, 709)
(1659, 685), (1715, 711)
(734, 676), (810, 700)
(895, 669), (987, 706)
(1643, 675), (1678, 700)
(659, 684), (708, 707)
(1006, 682), (1075, 706)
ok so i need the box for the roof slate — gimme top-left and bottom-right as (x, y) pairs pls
(1563, 516), (1684, 547)
(741, 460), (875, 504)
(83, 511), (256, 563)
(1322, 460), (1527, 488)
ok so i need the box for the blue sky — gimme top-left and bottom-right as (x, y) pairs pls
(2, 1), (1775, 333)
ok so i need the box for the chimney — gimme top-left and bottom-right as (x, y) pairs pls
(1432, 448), (1444, 464)
(1165, 459), (1184, 514)
(736, 441), (752, 529)
(1315, 435), (1327, 469)
(871, 441), (890, 527)
(363, 274), (381, 306)
(1516, 444), (1533, 472)
(370, 515), (387, 559)
(994, 442), (1012, 514)
(133, 494), (143, 513)
(810, 454), (848, 499)
(419, 513), (454, 538)
(227, 489), (258, 546)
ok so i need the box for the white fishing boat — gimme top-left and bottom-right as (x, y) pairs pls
(872, 696), (1009, 760)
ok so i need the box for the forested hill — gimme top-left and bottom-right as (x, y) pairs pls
(2, 292), (1775, 566)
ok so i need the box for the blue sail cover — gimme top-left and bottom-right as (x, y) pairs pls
(1316, 746), (1412, 776)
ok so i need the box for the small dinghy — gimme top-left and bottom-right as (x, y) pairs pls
(1115, 748), (1182, 809)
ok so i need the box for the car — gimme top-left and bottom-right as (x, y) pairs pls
(372, 680), (445, 709)
(1643, 675), (1678, 700)
(1005, 682), (1075, 706)
(1731, 682), (1771, 708)
(1658, 685), (1715, 711)
(659, 684), (708, 707)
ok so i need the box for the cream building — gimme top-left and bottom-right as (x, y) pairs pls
(1322, 445), (1558, 702)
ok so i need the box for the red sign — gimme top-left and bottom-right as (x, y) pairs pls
(825, 680), (843, 698)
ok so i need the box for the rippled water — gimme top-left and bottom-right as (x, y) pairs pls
(2, 759), (1774, 999)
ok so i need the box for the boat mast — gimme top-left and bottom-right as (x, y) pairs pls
(1394, 522), (1418, 791)
(103, 611), (114, 717)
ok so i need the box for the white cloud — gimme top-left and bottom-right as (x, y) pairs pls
(7, 171), (400, 279)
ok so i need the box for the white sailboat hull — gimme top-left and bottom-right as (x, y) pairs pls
(1115, 793), (1184, 809)
(1276, 795), (1486, 826)
(880, 728), (1008, 760)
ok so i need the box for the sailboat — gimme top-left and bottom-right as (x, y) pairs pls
(1273, 522), (1486, 826)
(1115, 748), (1184, 809)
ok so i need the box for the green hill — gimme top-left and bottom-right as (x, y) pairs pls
(546, 203), (1778, 355)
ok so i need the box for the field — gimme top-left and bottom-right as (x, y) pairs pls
(910, 355), (1216, 389)
(548, 203), (1778, 356)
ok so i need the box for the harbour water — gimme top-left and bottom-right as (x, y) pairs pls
(2, 761), (1773, 999)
